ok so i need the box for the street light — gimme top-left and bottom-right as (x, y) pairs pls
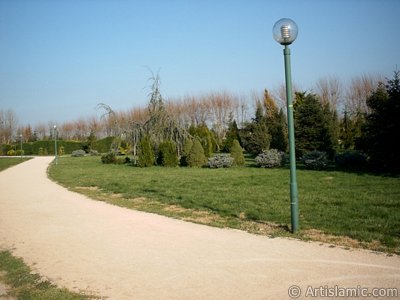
(19, 134), (23, 159)
(273, 18), (299, 232)
(53, 125), (58, 165)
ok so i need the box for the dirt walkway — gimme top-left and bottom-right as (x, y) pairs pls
(0, 157), (399, 299)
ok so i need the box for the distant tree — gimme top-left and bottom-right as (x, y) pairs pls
(229, 139), (245, 166)
(294, 92), (337, 158)
(187, 138), (207, 167)
(357, 71), (400, 172)
(137, 135), (155, 167)
(180, 138), (193, 166)
(157, 140), (178, 167)
(223, 118), (241, 152)
(188, 124), (213, 157)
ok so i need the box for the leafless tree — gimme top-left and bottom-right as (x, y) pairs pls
(0, 109), (18, 144)
(315, 75), (342, 112)
(345, 73), (383, 115)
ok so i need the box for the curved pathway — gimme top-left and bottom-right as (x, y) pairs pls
(0, 157), (399, 299)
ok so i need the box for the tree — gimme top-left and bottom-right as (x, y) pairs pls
(223, 118), (241, 152)
(294, 92), (337, 158)
(157, 140), (178, 167)
(187, 138), (207, 167)
(137, 135), (155, 167)
(229, 139), (245, 166)
(188, 124), (213, 157)
(357, 71), (400, 172)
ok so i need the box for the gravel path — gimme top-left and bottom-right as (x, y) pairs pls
(0, 157), (399, 299)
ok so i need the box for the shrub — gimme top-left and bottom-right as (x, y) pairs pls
(101, 152), (116, 164)
(71, 149), (86, 157)
(157, 140), (178, 167)
(59, 146), (65, 156)
(302, 150), (328, 170)
(255, 149), (283, 168)
(180, 139), (193, 166)
(187, 139), (207, 167)
(16, 150), (24, 156)
(7, 149), (16, 156)
(335, 150), (367, 170)
(207, 154), (234, 168)
(137, 136), (155, 167)
(89, 149), (100, 156)
(38, 147), (44, 156)
(229, 139), (245, 166)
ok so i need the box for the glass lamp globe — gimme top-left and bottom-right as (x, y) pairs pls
(273, 18), (298, 45)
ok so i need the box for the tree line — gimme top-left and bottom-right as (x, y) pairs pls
(1, 71), (398, 172)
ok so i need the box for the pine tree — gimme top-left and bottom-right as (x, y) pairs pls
(357, 71), (400, 172)
(294, 92), (336, 158)
(223, 119), (241, 152)
(230, 139), (245, 166)
(180, 139), (193, 166)
(157, 140), (178, 167)
(137, 135), (155, 167)
(187, 138), (207, 167)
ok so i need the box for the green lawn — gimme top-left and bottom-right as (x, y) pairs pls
(49, 156), (400, 254)
(0, 157), (31, 171)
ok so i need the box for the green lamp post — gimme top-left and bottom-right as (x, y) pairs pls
(53, 125), (58, 165)
(273, 18), (299, 232)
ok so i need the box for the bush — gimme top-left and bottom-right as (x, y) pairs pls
(157, 140), (178, 167)
(89, 149), (100, 156)
(207, 154), (234, 168)
(180, 139), (193, 166)
(255, 149), (283, 168)
(137, 136), (155, 167)
(71, 149), (86, 157)
(302, 151), (328, 170)
(7, 149), (16, 156)
(229, 139), (245, 166)
(16, 150), (24, 156)
(335, 150), (367, 170)
(101, 152), (116, 164)
(187, 139), (207, 167)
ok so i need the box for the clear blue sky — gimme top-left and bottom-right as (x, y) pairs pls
(1, 0), (399, 125)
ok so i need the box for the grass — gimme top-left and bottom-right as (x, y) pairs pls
(0, 157), (32, 171)
(0, 250), (92, 300)
(48, 156), (400, 254)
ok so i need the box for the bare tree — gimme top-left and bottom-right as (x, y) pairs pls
(315, 75), (342, 112)
(345, 73), (383, 115)
(0, 109), (18, 144)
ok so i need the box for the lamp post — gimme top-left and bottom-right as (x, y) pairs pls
(19, 134), (23, 159)
(273, 18), (299, 232)
(53, 125), (58, 165)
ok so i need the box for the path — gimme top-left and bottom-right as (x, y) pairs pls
(0, 157), (399, 299)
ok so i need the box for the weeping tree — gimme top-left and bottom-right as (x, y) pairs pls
(128, 71), (190, 164)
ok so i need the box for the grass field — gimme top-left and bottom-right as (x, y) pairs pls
(0, 157), (31, 171)
(49, 156), (400, 254)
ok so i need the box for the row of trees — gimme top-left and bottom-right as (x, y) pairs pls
(2, 71), (398, 172)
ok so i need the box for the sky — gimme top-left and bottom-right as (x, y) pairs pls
(0, 0), (399, 126)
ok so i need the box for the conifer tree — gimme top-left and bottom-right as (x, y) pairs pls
(187, 138), (207, 167)
(230, 139), (245, 166)
(137, 135), (155, 167)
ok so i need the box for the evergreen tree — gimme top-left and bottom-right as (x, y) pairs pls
(180, 138), (193, 166)
(294, 92), (337, 158)
(187, 138), (207, 167)
(188, 124), (213, 157)
(357, 71), (400, 172)
(229, 139), (245, 166)
(223, 119), (241, 152)
(157, 140), (178, 167)
(137, 135), (155, 167)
